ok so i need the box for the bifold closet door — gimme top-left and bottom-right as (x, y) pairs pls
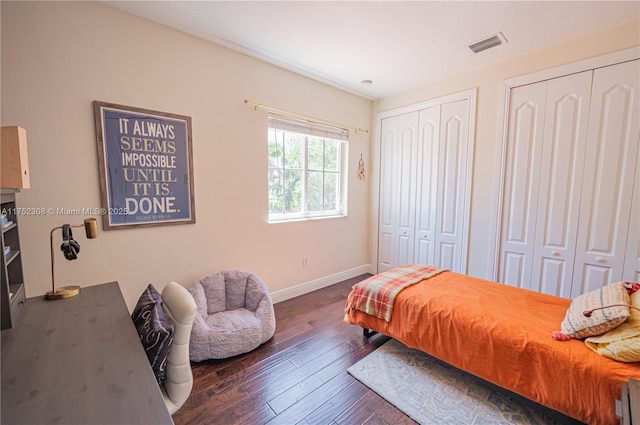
(571, 59), (640, 297)
(498, 81), (548, 290)
(377, 116), (398, 272)
(433, 100), (471, 272)
(377, 112), (420, 272)
(377, 100), (471, 273)
(623, 147), (640, 282)
(529, 71), (592, 297)
(413, 105), (441, 267)
(499, 70), (592, 294)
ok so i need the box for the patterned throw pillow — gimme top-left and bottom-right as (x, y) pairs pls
(132, 284), (175, 385)
(560, 281), (630, 340)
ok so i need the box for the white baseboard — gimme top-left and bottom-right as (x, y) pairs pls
(270, 264), (373, 304)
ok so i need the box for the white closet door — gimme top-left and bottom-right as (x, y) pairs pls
(529, 71), (592, 297)
(623, 146), (640, 282)
(377, 116), (399, 272)
(395, 112), (420, 266)
(414, 105), (441, 266)
(434, 100), (470, 272)
(498, 81), (547, 289)
(572, 60), (640, 297)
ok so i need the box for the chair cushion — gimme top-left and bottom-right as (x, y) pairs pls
(132, 284), (175, 385)
(204, 309), (264, 358)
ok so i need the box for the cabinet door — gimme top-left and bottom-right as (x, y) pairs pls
(572, 60), (640, 297)
(529, 71), (592, 297)
(414, 105), (441, 266)
(498, 81), (547, 289)
(434, 99), (470, 272)
(378, 116), (399, 272)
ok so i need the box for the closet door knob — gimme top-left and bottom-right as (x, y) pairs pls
(551, 251), (560, 256)
(595, 256), (607, 263)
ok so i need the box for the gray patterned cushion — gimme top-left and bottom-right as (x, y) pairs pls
(132, 284), (175, 384)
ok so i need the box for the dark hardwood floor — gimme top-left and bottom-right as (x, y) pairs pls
(173, 274), (417, 425)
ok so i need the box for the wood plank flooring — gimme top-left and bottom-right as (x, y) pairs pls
(172, 274), (417, 425)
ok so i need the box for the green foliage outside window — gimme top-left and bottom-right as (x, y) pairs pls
(268, 128), (344, 220)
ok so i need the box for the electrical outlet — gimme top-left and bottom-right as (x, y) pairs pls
(302, 256), (309, 267)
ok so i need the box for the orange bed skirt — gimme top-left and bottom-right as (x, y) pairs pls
(344, 271), (640, 425)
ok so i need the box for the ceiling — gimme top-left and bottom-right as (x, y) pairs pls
(100, 1), (640, 100)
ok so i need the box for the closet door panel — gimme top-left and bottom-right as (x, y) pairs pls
(572, 60), (640, 296)
(396, 112), (419, 266)
(498, 82), (547, 289)
(377, 116), (399, 272)
(439, 243), (457, 271)
(623, 147), (640, 281)
(434, 100), (469, 272)
(530, 71), (592, 297)
(414, 106), (441, 266)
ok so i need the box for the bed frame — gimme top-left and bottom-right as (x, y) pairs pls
(345, 270), (640, 425)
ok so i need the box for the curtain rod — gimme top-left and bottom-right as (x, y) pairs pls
(243, 99), (369, 134)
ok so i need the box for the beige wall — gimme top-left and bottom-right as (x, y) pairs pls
(376, 20), (640, 279)
(3, 1), (638, 310)
(1, 1), (373, 309)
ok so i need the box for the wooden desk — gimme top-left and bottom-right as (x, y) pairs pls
(1, 282), (173, 424)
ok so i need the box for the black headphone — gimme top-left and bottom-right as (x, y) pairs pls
(60, 224), (81, 260)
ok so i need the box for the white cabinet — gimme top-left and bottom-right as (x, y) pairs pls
(498, 59), (639, 297)
(377, 94), (474, 273)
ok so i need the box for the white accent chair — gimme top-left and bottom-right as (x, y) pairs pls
(160, 281), (197, 415)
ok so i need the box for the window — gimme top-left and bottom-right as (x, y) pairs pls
(267, 113), (348, 222)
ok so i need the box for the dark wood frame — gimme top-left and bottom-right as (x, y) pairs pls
(93, 101), (195, 230)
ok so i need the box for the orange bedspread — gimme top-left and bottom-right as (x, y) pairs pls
(344, 271), (640, 425)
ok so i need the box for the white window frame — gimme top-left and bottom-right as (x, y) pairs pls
(268, 113), (348, 223)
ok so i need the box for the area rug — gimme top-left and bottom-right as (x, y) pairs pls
(347, 339), (561, 425)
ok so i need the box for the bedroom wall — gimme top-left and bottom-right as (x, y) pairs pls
(1, 1), (373, 310)
(376, 20), (640, 280)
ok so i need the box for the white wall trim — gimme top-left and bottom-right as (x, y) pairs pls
(270, 264), (373, 304)
(487, 46), (640, 281)
(376, 89), (477, 119)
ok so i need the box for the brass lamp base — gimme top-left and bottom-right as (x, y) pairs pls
(45, 285), (81, 300)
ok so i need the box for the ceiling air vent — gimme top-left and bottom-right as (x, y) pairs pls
(468, 32), (508, 54)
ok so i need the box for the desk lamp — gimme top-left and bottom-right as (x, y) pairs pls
(46, 218), (99, 300)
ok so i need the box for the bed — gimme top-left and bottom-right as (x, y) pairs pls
(344, 266), (640, 425)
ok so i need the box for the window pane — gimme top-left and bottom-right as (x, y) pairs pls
(284, 170), (302, 213)
(307, 171), (323, 212)
(268, 169), (283, 214)
(324, 140), (339, 171)
(308, 137), (324, 171)
(268, 113), (346, 222)
(324, 171), (338, 210)
(268, 130), (283, 169)
(284, 133), (303, 169)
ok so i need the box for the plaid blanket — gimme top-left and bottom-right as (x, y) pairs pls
(345, 264), (447, 322)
